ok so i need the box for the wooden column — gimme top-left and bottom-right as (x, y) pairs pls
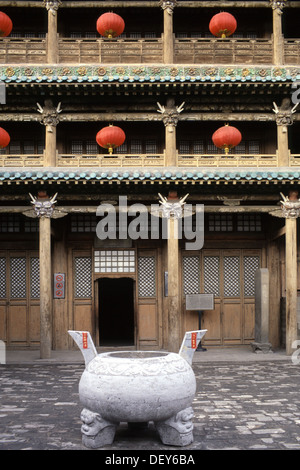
(285, 217), (298, 355)
(165, 122), (177, 166)
(38, 100), (61, 167)
(282, 190), (299, 356)
(270, 0), (285, 65)
(273, 99), (296, 167)
(159, 98), (184, 166)
(31, 192), (57, 359)
(39, 216), (52, 359)
(45, 0), (61, 63)
(276, 125), (289, 166)
(167, 216), (180, 352)
(160, 0), (176, 63)
(45, 126), (57, 166)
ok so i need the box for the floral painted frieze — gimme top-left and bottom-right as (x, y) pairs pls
(1, 65), (300, 84)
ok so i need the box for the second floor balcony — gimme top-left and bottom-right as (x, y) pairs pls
(0, 35), (300, 65)
(2, 151), (300, 169)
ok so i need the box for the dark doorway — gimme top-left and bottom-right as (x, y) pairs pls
(98, 278), (135, 346)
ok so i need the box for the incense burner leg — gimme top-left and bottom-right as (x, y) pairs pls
(80, 408), (118, 448)
(155, 406), (194, 446)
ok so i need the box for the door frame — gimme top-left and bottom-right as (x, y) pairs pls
(94, 274), (137, 347)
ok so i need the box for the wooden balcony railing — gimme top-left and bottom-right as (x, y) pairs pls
(174, 38), (273, 65)
(290, 154), (300, 166)
(0, 38), (46, 64)
(0, 36), (299, 65)
(284, 39), (300, 65)
(57, 153), (165, 167)
(177, 153), (279, 167)
(1, 153), (300, 168)
(58, 38), (163, 64)
(0, 154), (44, 166)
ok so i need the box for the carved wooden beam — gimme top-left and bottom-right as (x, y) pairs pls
(0, 1), (299, 7)
(0, 112), (286, 123)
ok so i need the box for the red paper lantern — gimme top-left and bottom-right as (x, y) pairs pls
(96, 12), (125, 39)
(0, 11), (12, 38)
(212, 124), (242, 154)
(96, 125), (126, 154)
(0, 127), (10, 148)
(209, 12), (237, 38)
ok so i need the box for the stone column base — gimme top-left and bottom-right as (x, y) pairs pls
(251, 342), (273, 354)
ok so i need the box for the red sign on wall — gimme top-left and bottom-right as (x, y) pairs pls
(54, 273), (65, 299)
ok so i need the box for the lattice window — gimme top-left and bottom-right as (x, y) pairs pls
(0, 215), (21, 233)
(24, 218), (39, 233)
(74, 257), (92, 298)
(237, 214), (261, 232)
(203, 256), (220, 296)
(224, 256), (240, 297)
(10, 257), (26, 298)
(0, 257), (6, 299)
(71, 140), (83, 154)
(94, 250), (135, 273)
(23, 141), (35, 154)
(71, 214), (97, 233)
(145, 140), (157, 153)
(183, 256), (200, 295)
(131, 140), (142, 153)
(194, 140), (204, 154)
(138, 256), (156, 297)
(249, 140), (260, 154)
(244, 256), (260, 297)
(208, 214), (233, 232)
(86, 141), (98, 154)
(30, 257), (40, 299)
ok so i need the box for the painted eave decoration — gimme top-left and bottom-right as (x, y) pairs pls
(0, 66), (298, 84)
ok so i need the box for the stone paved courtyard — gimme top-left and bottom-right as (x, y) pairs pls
(0, 359), (300, 451)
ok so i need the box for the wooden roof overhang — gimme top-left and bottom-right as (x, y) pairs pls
(0, 167), (299, 186)
(0, 166), (295, 219)
(1, 65), (298, 114)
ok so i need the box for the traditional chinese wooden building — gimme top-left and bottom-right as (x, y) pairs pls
(0, 0), (299, 357)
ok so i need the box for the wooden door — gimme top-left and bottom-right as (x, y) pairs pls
(183, 249), (261, 345)
(72, 251), (93, 335)
(137, 250), (159, 348)
(0, 251), (40, 347)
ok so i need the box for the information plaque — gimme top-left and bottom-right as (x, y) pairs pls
(186, 293), (214, 311)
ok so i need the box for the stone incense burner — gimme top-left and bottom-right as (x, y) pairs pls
(69, 329), (206, 448)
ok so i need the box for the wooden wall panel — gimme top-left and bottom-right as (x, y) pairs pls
(74, 304), (93, 332)
(29, 304), (40, 342)
(9, 305), (27, 342)
(0, 305), (6, 341)
(202, 303), (221, 345)
(138, 303), (157, 341)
